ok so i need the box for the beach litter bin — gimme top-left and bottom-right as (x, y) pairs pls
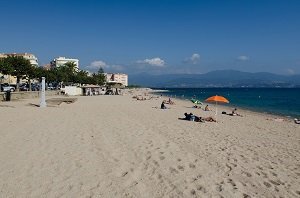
(5, 90), (11, 101)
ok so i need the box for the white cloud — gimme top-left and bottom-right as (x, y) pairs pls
(136, 57), (165, 67)
(87, 60), (108, 69)
(86, 60), (123, 71)
(185, 53), (200, 64)
(237, 55), (249, 61)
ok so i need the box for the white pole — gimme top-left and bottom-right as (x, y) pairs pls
(215, 101), (218, 122)
(40, 77), (47, 108)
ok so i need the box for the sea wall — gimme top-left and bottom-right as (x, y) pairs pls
(0, 91), (59, 101)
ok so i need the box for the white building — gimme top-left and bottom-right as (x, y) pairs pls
(50, 57), (79, 70)
(0, 53), (39, 66)
(105, 73), (128, 86)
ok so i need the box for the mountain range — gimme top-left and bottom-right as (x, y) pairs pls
(129, 70), (300, 88)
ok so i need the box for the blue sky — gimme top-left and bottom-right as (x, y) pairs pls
(1, 0), (300, 75)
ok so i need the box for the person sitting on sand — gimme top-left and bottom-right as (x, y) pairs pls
(295, 118), (300, 124)
(168, 98), (175, 105)
(161, 101), (167, 109)
(204, 105), (210, 111)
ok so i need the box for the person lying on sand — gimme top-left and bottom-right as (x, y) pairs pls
(228, 108), (243, 117)
(295, 118), (300, 124)
(193, 105), (201, 109)
(178, 113), (201, 122)
(181, 113), (193, 120)
(202, 116), (216, 122)
(179, 113), (215, 122)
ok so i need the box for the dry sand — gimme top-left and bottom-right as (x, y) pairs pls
(0, 89), (299, 197)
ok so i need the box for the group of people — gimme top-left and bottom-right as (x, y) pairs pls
(159, 97), (300, 126)
(159, 97), (245, 123)
(193, 104), (211, 111)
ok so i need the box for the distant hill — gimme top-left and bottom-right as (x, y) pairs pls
(129, 70), (300, 88)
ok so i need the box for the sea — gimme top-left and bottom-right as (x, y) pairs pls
(153, 88), (300, 118)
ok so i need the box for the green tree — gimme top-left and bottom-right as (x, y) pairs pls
(0, 58), (13, 75)
(75, 70), (90, 84)
(24, 64), (38, 91)
(4, 56), (33, 91)
(57, 61), (78, 85)
(91, 67), (106, 85)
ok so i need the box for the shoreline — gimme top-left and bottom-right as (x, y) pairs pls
(150, 88), (299, 120)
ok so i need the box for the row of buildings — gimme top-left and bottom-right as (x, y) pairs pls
(0, 53), (128, 86)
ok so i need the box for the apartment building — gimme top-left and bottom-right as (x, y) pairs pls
(0, 53), (39, 66)
(50, 57), (79, 70)
(105, 73), (128, 86)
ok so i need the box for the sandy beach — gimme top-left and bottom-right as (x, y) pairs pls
(0, 89), (299, 198)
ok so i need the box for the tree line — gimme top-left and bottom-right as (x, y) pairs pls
(0, 55), (106, 91)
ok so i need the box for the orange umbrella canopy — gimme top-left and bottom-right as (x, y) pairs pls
(205, 95), (229, 103)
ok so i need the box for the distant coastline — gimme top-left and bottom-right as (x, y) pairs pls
(129, 70), (300, 88)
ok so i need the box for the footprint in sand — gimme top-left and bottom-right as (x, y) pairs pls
(263, 181), (271, 188)
(190, 189), (196, 195)
(177, 165), (184, 171)
(159, 156), (165, 160)
(243, 193), (251, 198)
(121, 171), (128, 177)
(242, 171), (252, 177)
(271, 172), (278, 176)
(189, 163), (196, 168)
(227, 178), (237, 189)
(261, 172), (268, 178)
(157, 174), (162, 179)
(153, 160), (160, 167)
(196, 185), (207, 193)
(169, 167), (179, 174)
(269, 180), (281, 186)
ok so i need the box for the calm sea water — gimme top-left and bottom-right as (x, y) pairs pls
(154, 88), (300, 118)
